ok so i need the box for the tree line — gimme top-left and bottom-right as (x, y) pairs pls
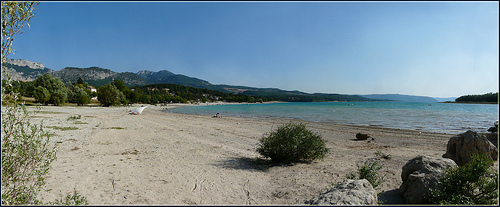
(2, 73), (269, 106)
(455, 92), (498, 103)
(3, 73), (379, 107)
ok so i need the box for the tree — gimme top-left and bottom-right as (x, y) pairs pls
(76, 77), (84, 85)
(2, 2), (58, 205)
(112, 79), (127, 92)
(33, 73), (67, 105)
(33, 85), (50, 105)
(98, 83), (123, 107)
(73, 88), (90, 106)
(1, 2), (39, 59)
(67, 84), (90, 106)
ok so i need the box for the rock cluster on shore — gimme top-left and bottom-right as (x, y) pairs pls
(397, 122), (499, 204)
(306, 121), (499, 205)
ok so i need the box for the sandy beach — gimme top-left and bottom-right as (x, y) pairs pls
(27, 104), (493, 205)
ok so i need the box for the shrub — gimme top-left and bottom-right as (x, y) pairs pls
(67, 115), (82, 120)
(1, 102), (57, 205)
(375, 150), (392, 160)
(2, 2), (87, 205)
(50, 189), (88, 206)
(345, 160), (385, 188)
(256, 122), (329, 163)
(428, 153), (499, 205)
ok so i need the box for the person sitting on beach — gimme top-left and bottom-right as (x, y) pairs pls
(213, 113), (222, 118)
(127, 110), (139, 115)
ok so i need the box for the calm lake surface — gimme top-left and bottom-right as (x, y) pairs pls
(168, 102), (499, 134)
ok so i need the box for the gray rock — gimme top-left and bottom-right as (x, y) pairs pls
(442, 130), (498, 166)
(487, 121), (498, 148)
(305, 179), (377, 205)
(486, 133), (498, 148)
(399, 156), (457, 204)
(5, 58), (45, 69)
(356, 133), (370, 140)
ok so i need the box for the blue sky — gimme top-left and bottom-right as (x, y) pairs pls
(8, 1), (499, 98)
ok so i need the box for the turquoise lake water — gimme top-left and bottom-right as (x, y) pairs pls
(167, 102), (499, 134)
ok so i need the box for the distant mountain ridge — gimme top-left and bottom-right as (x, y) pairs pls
(359, 94), (439, 102)
(50, 66), (148, 86)
(2, 58), (443, 102)
(1, 59), (53, 81)
(137, 70), (211, 88)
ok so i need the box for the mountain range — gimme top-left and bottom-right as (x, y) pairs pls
(2, 58), (454, 102)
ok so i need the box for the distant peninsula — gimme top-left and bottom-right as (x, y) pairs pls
(444, 92), (498, 104)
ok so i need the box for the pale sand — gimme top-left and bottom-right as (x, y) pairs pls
(26, 104), (493, 205)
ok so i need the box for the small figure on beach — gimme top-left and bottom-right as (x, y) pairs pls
(213, 113), (222, 118)
(127, 110), (139, 115)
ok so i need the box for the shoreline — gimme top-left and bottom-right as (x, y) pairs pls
(162, 102), (481, 135)
(26, 105), (496, 205)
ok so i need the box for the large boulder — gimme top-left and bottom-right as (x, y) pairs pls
(305, 179), (377, 205)
(399, 156), (457, 204)
(442, 130), (498, 166)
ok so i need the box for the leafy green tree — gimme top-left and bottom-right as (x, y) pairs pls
(112, 79), (134, 104)
(74, 90), (90, 106)
(34, 73), (67, 105)
(112, 79), (127, 92)
(19, 80), (35, 97)
(1, 2), (38, 58)
(33, 85), (50, 105)
(97, 83), (123, 107)
(76, 77), (84, 85)
(247, 96), (255, 103)
(1, 2), (57, 205)
(67, 84), (90, 106)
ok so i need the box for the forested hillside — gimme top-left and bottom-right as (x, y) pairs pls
(455, 92), (498, 103)
(128, 83), (266, 104)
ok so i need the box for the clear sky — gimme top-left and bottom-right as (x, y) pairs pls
(8, 1), (499, 98)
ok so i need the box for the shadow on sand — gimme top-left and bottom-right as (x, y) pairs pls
(378, 189), (406, 204)
(211, 157), (272, 172)
(211, 156), (316, 173)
